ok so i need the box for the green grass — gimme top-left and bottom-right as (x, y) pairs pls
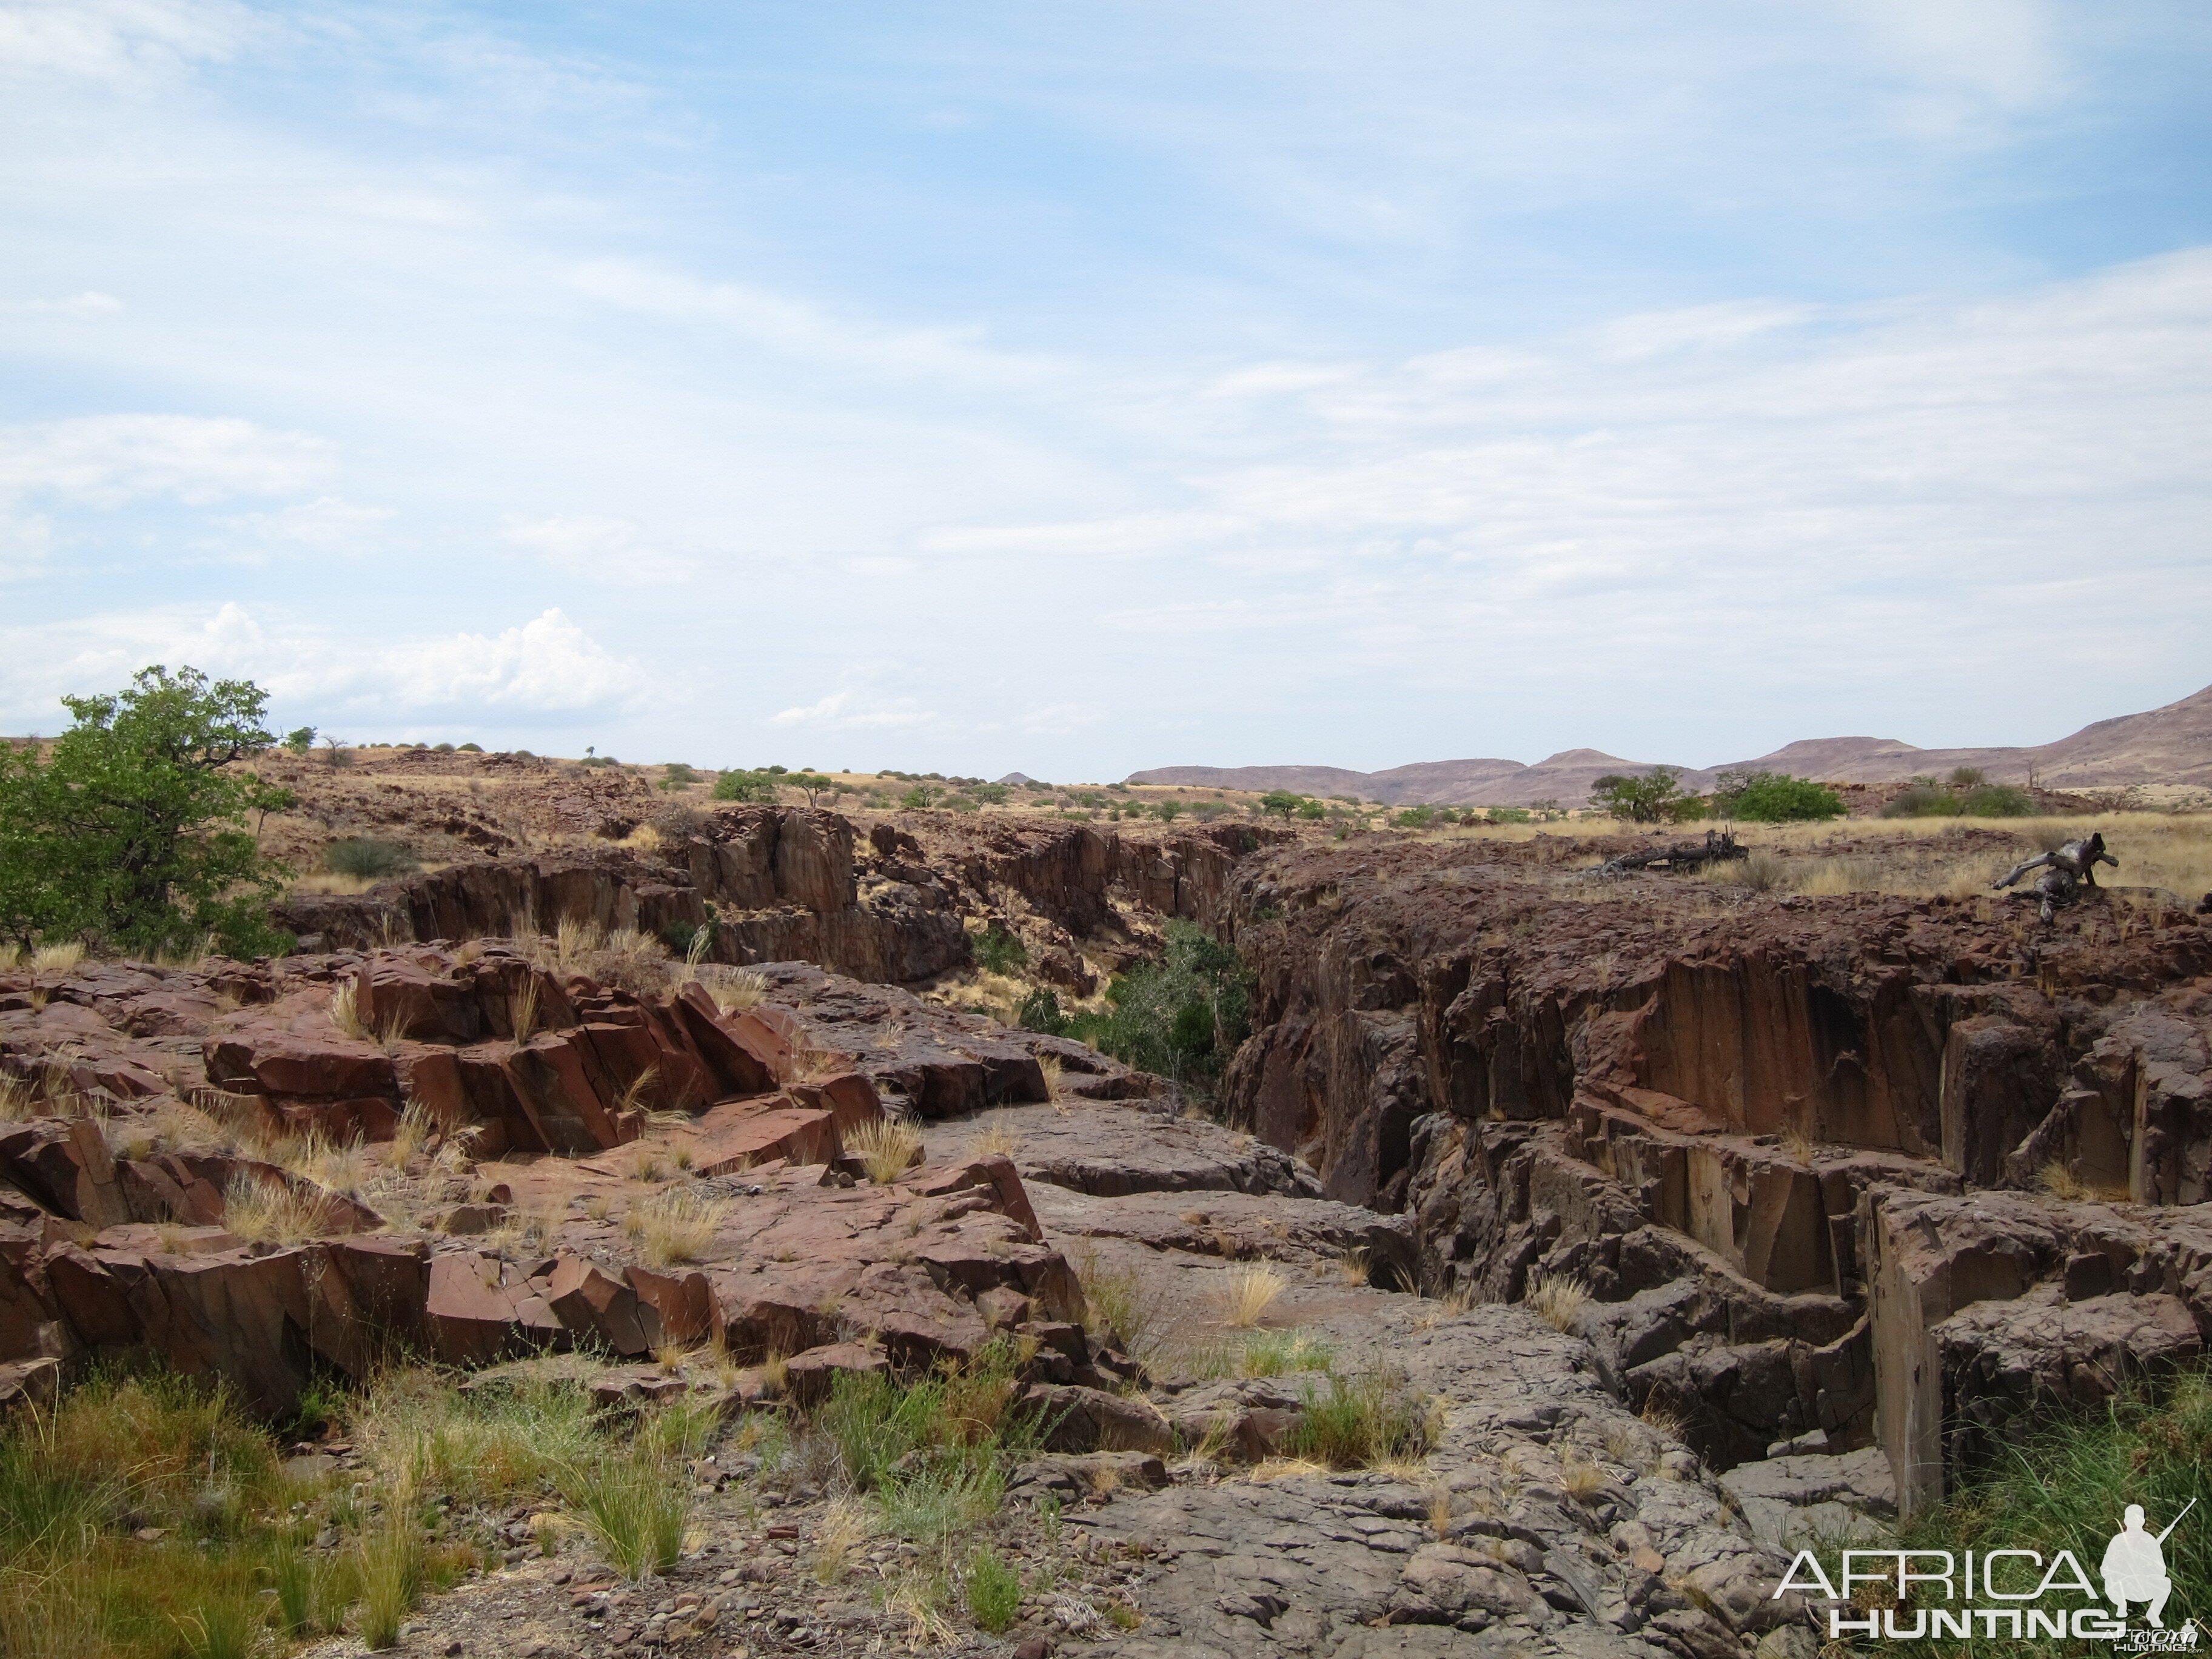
(964, 1545), (1022, 1632)
(0, 1359), (729, 1655)
(560, 1444), (688, 1581)
(813, 1341), (1045, 1545)
(1289, 1369), (1433, 1469)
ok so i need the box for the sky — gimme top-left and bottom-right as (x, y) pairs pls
(2, 1), (2210, 780)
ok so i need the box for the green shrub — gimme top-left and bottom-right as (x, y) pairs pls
(900, 785), (942, 809)
(1880, 779), (1960, 817)
(1017, 988), (1067, 1035)
(1962, 783), (2034, 817)
(712, 769), (777, 803)
(973, 783), (1009, 805)
(1715, 771), (1845, 822)
(1064, 920), (1251, 1090)
(1588, 768), (1682, 823)
(283, 726), (317, 754)
(324, 838), (420, 880)
(1392, 805), (1439, 829)
(457, 742), (482, 752)
(964, 1546), (1022, 1632)
(971, 925), (1027, 974)
(0, 666), (297, 956)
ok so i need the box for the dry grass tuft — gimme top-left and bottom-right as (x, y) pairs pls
(633, 1185), (728, 1266)
(1336, 1248), (1373, 1286)
(1560, 1453), (1609, 1499)
(1037, 1054), (1063, 1099)
(847, 1117), (923, 1184)
(811, 1500), (871, 1584)
(2034, 1161), (2131, 1204)
(223, 1170), (350, 1244)
(511, 975), (542, 1044)
(708, 967), (769, 1015)
(29, 941), (85, 977)
(965, 1113), (1019, 1160)
(1219, 1264), (1289, 1329)
(330, 980), (369, 1041)
(1778, 1121), (1817, 1165)
(387, 1099), (439, 1167)
(1526, 1273), (1590, 1333)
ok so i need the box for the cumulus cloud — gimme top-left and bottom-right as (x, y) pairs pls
(0, 603), (651, 728)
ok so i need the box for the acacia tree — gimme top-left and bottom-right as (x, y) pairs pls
(1258, 789), (1304, 820)
(0, 666), (295, 954)
(1589, 767), (1683, 824)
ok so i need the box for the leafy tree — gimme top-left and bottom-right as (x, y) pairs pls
(900, 784), (943, 809)
(972, 925), (1028, 974)
(1589, 768), (1683, 824)
(1063, 922), (1252, 1091)
(787, 771), (837, 807)
(283, 725), (317, 754)
(1712, 771), (1845, 823)
(0, 666), (295, 955)
(1155, 800), (1183, 823)
(1258, 789), (1304, 820)
(973, 782), (1010, 806)
(712, 769), (777, 803)
(1295, 799), (1326, 821)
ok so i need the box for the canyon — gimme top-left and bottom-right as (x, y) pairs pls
(3, 773), (2210, 1657)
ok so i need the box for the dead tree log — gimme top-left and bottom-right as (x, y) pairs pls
(1595, 830), (1747, 877)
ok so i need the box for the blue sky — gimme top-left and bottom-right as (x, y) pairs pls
(3, 2), (2209, 778)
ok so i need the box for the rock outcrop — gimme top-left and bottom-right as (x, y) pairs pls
(1216, 830), (2212, 1507)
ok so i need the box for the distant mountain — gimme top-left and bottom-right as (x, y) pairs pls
(1126, 683), (2212, 806)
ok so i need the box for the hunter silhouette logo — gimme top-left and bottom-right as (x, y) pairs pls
(2105, 1500), (2191, 1630)
(1775, 1495), (2199, 1644)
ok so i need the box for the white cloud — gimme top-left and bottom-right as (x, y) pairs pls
(0, 0), (258, 83)
(501, 514), (696, 581)
(0, 414), (333, 509)
(772, 691), (936, 731)
(0, 602), (651, 727)
(571, 258), (1059, 386)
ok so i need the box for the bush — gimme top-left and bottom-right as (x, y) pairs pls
(712, 769), (777, 803)
(1016, 987), (1067, 1035)
(900, 785), (942, 809)
(1714, 771), (1845, 823)
(0, 665), (297, 956)
(1392, 805), (1439, 829)
(1880, 780), (1964, 818)
(971, 925), (1027, 974)
(457, 742), (482, 752)
(324, 838), (420, 880)
(1064, 920), (1251, 1090)
(650, 802), (708, 838)
(1287, 1369), (1432, 1469)
(1589, 768), (1681, 823)
(1961, 783), (2034, 817)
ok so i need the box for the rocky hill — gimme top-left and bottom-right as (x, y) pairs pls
(1133, 679), (2212, 805)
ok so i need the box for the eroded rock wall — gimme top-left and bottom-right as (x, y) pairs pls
(1218, 833), (2212, 1505)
